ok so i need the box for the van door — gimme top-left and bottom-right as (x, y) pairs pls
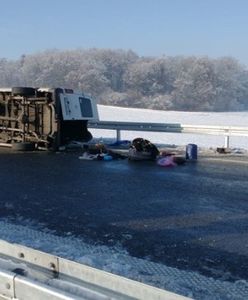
(60, 93), (99, 121)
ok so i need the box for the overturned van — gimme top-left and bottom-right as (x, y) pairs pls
(0, 87), (99, 151)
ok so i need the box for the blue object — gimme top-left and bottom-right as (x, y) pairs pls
(103, 155), (113, 161)
(186, 144), (198, 160)
(108, 140), (131, 146)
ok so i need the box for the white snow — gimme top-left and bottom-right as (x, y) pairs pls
(91, 105), (248, 149)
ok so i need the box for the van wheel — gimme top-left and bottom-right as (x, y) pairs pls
(12, 142), (35, 151)
(12, 87), (36, 97)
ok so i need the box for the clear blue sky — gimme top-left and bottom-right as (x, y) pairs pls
(1, 0), (248, 66)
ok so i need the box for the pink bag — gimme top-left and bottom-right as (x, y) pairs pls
(157, 156), (176, 167)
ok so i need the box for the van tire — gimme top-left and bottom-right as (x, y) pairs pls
(12, 87), (36, 97)
(12, 142), (35, 151)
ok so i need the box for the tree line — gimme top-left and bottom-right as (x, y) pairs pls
(0, 48), (248, 111)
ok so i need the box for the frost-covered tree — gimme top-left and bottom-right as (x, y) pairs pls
(0, 58), (21, 86)
(77, 60), (109, 96)
(0, 48), (247, 111)
(124, 58), (161, 95)
(213, 57), (248, 111)
(171, 57), (217, 111)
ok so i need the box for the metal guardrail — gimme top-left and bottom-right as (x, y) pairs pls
(88, 121), (248, 148)
(0, 240), (191, 300)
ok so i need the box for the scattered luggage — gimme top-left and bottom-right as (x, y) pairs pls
(173, 156), (186, 165)
(107, 140), (131, 148)
(84, 143), (106, 154)
(186, 143), (198, 160)
(156, 153), (186, 167)
(79, 152), (113, 161)
(157, 156), (176, 167)
(216, 147), (231, 154)
(79, 143), (126, 161)
(79, 138), (188, 168)
(128, 138), (159, 161)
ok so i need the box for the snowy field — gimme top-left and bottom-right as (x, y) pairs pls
(0, 106), (248, 299)
(92, 105), (248, 150)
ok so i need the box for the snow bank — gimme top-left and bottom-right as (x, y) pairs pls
(91, 106), (248, 149)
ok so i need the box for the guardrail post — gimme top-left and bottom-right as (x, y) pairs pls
(225, 136), (230, 148)
(116, 129), (121, 142)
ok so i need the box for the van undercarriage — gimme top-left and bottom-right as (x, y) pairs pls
(0, 87), (98, 151)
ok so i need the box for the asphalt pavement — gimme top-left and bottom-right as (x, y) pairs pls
(0, 150), (248, 282)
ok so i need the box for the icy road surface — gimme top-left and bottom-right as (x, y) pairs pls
(0, 150), (248, 299)
(0, 107), (248, 299)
